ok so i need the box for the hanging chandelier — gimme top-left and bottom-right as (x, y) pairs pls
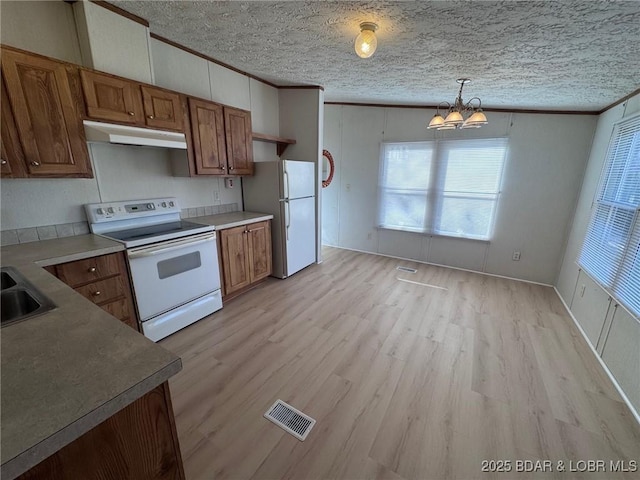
(427, 78), (488, 130)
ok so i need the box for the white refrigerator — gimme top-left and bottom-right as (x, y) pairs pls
(243, 160), (316, 278)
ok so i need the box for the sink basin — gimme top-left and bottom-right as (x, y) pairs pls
(1, 271), (17, 290)
(0, 267), (56, 327)
(2, 289), (41, 321)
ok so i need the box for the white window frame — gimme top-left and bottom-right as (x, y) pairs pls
(377, 137), (508, 241)
(578, 112), (640, 318)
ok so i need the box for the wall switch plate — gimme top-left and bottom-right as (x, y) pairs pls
(512, 251), (521, 261)
(213, 191), (220, 203)
(580, 284), (586, 297)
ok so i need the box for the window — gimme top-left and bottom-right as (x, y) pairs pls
(378, 138), (508, 240)
(579, 114), (640, 317)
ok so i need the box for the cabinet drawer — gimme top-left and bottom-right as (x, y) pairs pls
(75, 276), (125, 305)
(100, 298), (138, 331)
(54, 253), (122, 287)
(100, 297), (132, 321)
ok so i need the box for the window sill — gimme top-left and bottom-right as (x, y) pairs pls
(376, 226), (491, 244)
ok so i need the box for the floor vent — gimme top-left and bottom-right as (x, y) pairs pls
(264, 400), (316, 441)
(396, 266), (417, 273)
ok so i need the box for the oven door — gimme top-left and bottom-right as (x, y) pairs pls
(127, 231), (220, 321)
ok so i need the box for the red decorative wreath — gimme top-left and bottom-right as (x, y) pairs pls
(322, 149), (335, 188)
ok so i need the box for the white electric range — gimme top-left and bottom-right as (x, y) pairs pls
(85, 197), (222, 341)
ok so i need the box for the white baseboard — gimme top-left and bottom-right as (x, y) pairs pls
(322, 244), (553, 287)
(553, 287), (640, 425)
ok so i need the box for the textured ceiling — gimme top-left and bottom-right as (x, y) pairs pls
(114, 1), (640, 111)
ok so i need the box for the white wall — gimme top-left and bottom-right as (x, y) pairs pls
(0, 0), (82, 64)
(1, 0), (281, 232)
(279, 88), (325, 261)
(73, 0), (153, 83)
(322, 104), (597, 284)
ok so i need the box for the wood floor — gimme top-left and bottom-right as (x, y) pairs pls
(161, 247), (640, 480)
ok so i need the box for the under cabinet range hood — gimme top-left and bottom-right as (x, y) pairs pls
(83, 120), (188, 149)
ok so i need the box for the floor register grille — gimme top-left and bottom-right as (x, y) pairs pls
(264, 400), (316, 441)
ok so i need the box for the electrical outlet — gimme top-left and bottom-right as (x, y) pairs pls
(345, 183), (351, 191)
(512, 251), (521, 261)
(367, 232), (373, 240)
(580, 284), (586, 297)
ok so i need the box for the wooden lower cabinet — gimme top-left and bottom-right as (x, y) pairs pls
(17, 382), (185, 480)
(219, 220), (272, 298)
(46, 251), (140, 332)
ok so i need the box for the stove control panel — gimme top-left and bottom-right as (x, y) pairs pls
(85, 197), (180, 224)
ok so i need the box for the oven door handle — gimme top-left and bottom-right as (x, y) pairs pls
(128, 233), (216, 259)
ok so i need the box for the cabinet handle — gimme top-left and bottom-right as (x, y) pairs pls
(88, 267), (97, 273)
(229, 167), (234, 171)
(221, 166), (226, 170)
(93, 291), (101, 296)
(31, 161), (40, 167)
(128, 111), (135, 116)
(147, 115), (154, 119)
(1, 159), (7, 165)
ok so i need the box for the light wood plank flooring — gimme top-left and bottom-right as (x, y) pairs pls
(161, 247), (640, 479)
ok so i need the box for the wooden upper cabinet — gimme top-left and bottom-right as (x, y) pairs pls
(188, 98), (227, 175)
(224, 106), (254, 175)
(81, 70), (185, 132)
(81, 70), (144, 125)
(1, 75), (27, 178)
(141, 85), (184, 131)
(1, 47), (92, 178)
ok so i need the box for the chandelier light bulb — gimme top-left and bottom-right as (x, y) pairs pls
(427, 79), (489, 131)
(355, 22), (378, 58)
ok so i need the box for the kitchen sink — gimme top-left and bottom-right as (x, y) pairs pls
(1, 271), (17, 290)
(0, 267), (56, 327)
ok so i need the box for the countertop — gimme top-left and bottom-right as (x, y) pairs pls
(1, 235), (182, 479)
(191, 211), (274, 230)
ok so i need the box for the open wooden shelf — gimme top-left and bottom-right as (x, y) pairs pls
(252, 132), (296, 156)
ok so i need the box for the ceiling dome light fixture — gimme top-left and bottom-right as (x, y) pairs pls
(355, 22), (378, 58)
(428, 78), (488, 130)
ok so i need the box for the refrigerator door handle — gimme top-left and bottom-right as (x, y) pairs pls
(283, 168), (290, 200)
(285, 200), (291, 240)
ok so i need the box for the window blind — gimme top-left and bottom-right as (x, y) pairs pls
(377, 138), (507, 240)
(579, 113), (640, 317)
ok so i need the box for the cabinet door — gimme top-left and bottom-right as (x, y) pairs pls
(1, 49), (92, 177)
(247, 220), (272, 283)
(188, 98), (227, 175)
(1, 75), (27, 178)
(601, 306), (640, 411)
(141, 85), (184, 131)
(80, 70), (144, 125)
(224, 106), (254, 175)
(220, 225), (251, 294)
